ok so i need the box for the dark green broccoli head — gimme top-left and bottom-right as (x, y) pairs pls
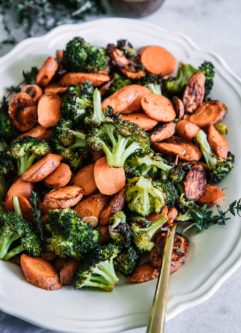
(0, 97), (18, 142)
(9, 136), (49, 175)
(109, 73), (132, 95)
(0, 151), (15, 199)
(116, 39), (137, 60)
(198, 61), (215, 98)
(74, 244), (119, 291)
(114, 246), (139, 276)
(0, 211), (41, 260)
(61, 82), (94, 126)
(45, 208), (99, 259)
(139, 73), (162, 95)
(126, 176), (166, 217)
(87, 120), (150, 168)
(156, 180), (179, 208)
(62, 37), (108, 72)
(108, 211), (132, 249)
(168, 165), (188, 184)
(163, 63), (197, 96)
(125, 153), (172, 178)
(131, 214), (168, 252)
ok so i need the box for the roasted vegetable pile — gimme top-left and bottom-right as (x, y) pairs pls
(0, 37), (239, 291)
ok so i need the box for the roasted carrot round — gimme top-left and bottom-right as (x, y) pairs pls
(44, 163), (72, 189)
(36, 56), (58, 87)
(22, 153), (62, 183)
(17, 125), (51, 141)
(139, 46), (176, 76)
(59, 260), (79, 286)
(74, 193), (109, 219)
(21, 84), (43, 103)
(37, 93), (62, 128)
(5, 195), (32, 220)
(141, 94), (176, 122)
(121, 113), (158, 130)
(45, 84), (68, 95)
(198, 184), (225, 206)
(20, 254), (62, 290)
(72, 163), (97, 196)
(127, 263), (159, 283)
(207, 125), (228, 159)
(60, 72), (110, 87)
(102, 85), (150, 114)
(94, 157), (126, 195)
(176, 119), (200, 140)
(5, 178), (33, 201)
(99, 189), (126, 226)
(150, 123), (176, 143)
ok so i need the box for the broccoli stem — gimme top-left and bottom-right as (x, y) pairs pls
(93, 89), (105, 123)
(0, 231), (19, 259)
(140, 215), (168, 238)
(18, 154), (37, 175)
(13, 196), (23, 217)
(3, 244), (25, 261)
(147, 83), (162, 95)
(195, 130), (217, 169)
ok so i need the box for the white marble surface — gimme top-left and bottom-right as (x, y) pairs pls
(1, 0), (241, 332)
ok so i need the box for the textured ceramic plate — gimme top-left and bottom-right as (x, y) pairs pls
(0, 18), (241, 333)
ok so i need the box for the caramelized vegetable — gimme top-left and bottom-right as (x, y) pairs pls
(176, 119), (200, 140)
(59, 259), (79, 286)
(17, 125), (51, 141)
(37, 93), (62, 128)
(74, 193), (109, 219)
(60, 72), (110, 87)
(151, 123), (176, 143)
(183, 72), (205, 114)
(72, 163), (97, 196)
(36, 57), (58, 87)
(141, 94), (176, 122)
(207, 124), (228, 159)
(183, 163), (207, 201)
(21, 84), (43, 103)
(198, 184), (224, 206)
(121, 113), (158, 130)
(172, 96), (185, 119)
(127, 263), (158, 283)
(44, 163), (72, 189)
(99, 189), (126, 225)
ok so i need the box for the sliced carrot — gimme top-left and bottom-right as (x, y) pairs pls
(22, 153), (62, 183)
(44, 163), (72, 189)
(20, 253), (62, 290)
(139, 46), (176, 76)
(127, 263), (159, 283)
(102, 85), (150, 114)
(5, 178), (33, 201)
(56, 50), (63, 62)
(99, 188), (126, 226)
(59, 259), (79, 286)
(153, 137), (201, 161)
(121, 113), (158, 130)
(21, 84), (43, 103)
(17, 125), (51, 141)
(40, 186), (84, 212)
(72, 163), (97, 196)
(150, 123), (176, 143)
(60, 72), (110, 87)
(36, 57), (58, 87)
(183, 164), (207, 201)
(74, 193), (109, 219)
(198, 184), (225, 206)
(176, 119), (200, 140)
(141, 94), (176, 122)
(94, 157), (126, 195)
(183, 72), (205, 114)
(5, 195), (32, 221)
(37, 93), (62, 128)
(172, 96), (185, 119)
(120, 67), (146, 79)
(207, 125), (228, 159)
(45, 84), (67, 94)
(187, 101), (228, 127)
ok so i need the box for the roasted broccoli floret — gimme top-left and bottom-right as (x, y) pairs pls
(0, 211), (41, 260)
(9, 136), (49, 175)
(117, 39), (137, 60)
(198, 61), (215, 98)
(61, 82), (94, 126)
(74, 244), (119, 291)
(126, 176), (166, 216)
(109, 73), (132, 95)
(125, 153), (172, 178)
(0, 97), (18, 142)
(84, 89), (106, 126)
(108, 211), (132, 249)
(0, 151), (14, 200)
(87, 120), (150, 167)
(157, 180), (179, 208)
(163, 63), (197, 96)
(114, 246), (139, 276)
(62, 37), (108, 72)
(45, 208), (99, 259)
(131, 215), (168, 252)
(140, 73), (162, 95)
(168, 165), (188, 184)
(52, 119), (87, 169)
(196, 130), (234, 183)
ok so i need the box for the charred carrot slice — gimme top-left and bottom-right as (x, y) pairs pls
(207, 125), (228, 159)
(72, 163), (97, 196)
(151, 123), (176, 143)
(102, 85), (150, 114)
(121, 113), (158, 130)
(99, 189), (126, 226)
(183, 72), (205, 114)
(127, 263), (159, 283)
(141, 94), (176, 122)
(139, 46), (176, 76)
(21, 84), (43, 103)
(17, 125), (51, 141)
(60, 72), (110, 87)
(74, 193), (109, 219)
(94, 157), (126, 195)
(36, 57), (58, 87)
(183, 164), (207, 201)
(5, 178), (33, 201)
(44, 163), (72, 189)
(44, 84), (67, 94)
(22, 153), (62, 183)
(198, 184), (225, 206)
(37, 93), (62, 128)
(176, 119), (200, 140)
(59, 260), (79, 286)
(187, 101), (228, 127)
(20, 254), (62, 290)
(172, 96), (185, 119)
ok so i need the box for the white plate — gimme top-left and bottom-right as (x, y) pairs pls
(0, 18), (241, 333)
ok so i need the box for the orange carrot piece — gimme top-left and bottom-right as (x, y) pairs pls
(60, 72), (110, 87)
(74, 193), (109, 219)
(72, 163), (97, 196)
(141, 94), (176, 122)
(150, 123), (176, 143)
(127, 263), (159, 283)
(36, 57), (58, 87)
(21, 84), (43, 103)
(44, 163), (72, 189)
(37, 93), (62, 128)
(207, 125), (228, 159)
(176, 119), (200, 140)
(198, 184), (225, 206)
(17, 125), (51, 141)
(94, 157), (126, 195)
(121, 113), (158, 130)
(44, 84), (67, 94)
